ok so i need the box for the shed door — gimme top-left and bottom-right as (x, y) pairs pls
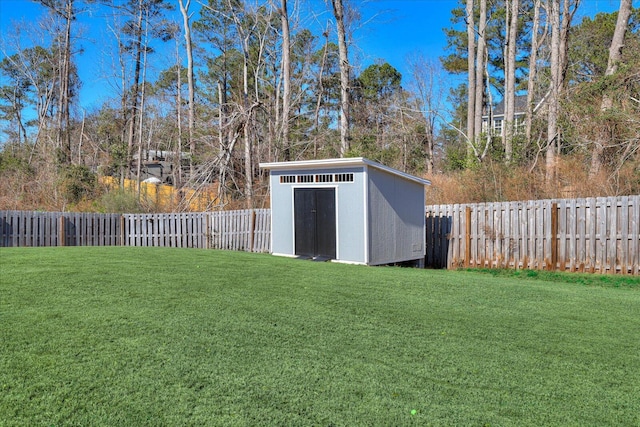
(294, 188), (336, 259)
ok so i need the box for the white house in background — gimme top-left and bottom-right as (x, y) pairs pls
(482, 94), (547, 137)
(259, 157), (431, 266)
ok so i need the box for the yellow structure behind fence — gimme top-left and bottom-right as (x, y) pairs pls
(100, 176), (220, 212)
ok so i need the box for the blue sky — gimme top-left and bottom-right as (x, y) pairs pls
(0, 0), (622, 110)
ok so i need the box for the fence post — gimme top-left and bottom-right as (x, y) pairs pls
(59, 216), (66, 247)
(551, 202), (558, 271)
(465, 206), (471, 268)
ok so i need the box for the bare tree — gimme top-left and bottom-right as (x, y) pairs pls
(589, 0), (633, 177)
(545, 0), (579, 184)
(38, 0), (76, 165)
(408, 55), (445, 174)
(1, 27), (58, 163)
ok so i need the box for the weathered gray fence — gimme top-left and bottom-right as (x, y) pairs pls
(125, 213), (207, 248)
(425, 196), (640, 275)
(3, 196), (638, 275)
(0, 211), (123, 247)
(208, 209), (271, 252)
(0, 209), (271, 252)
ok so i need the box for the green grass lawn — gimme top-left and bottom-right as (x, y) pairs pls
(1, 247), (639, 426)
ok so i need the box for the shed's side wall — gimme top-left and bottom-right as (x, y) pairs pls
(269, 166), (367, 263)
(367, 167), (425, 265)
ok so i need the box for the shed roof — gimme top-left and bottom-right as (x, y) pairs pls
(259, 157), (431, 186)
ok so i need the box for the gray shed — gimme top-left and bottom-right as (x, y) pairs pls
(259, 157), (431, 266)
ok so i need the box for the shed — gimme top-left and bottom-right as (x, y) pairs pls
(259, 157), (431, 266)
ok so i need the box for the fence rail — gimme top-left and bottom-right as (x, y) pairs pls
(2, 195), (638, 275)
(425, 196), (639, 275)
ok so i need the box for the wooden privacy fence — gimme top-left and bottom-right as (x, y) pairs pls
(0, 211), (123, 247)
(3, 196), (638, 275)
(0, 209), (271, 252)
(426, 196), (640, 275)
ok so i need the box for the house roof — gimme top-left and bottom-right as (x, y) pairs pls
(484, 92), (549, 118)
(259, 157), (431, 186)
(492, 95), (529, 116)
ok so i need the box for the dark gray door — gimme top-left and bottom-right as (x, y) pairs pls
(294, 188), (336, 259)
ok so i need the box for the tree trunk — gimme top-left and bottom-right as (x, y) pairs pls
(243, 39), (253, 209)
(473, 0), (487, 153)
(280, 0), (292, 160)
(558, 0), (578, 90)
(174, 36), (183, 190)
(589, 0), (633, 177)
(331, 0), (350, 157)
(313, 25), (330, 157)
(503, 0), (519, 162)
(525, 0), (543, 146)
(135, 14), (149, 200)
(127, 0), (145, 180)
(465, 0), (476, 156)
(179, 0), (195, 177)
(546, 0), (560, 185)
(40, 0), (74, 165)
(61, 0), (73, 165)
